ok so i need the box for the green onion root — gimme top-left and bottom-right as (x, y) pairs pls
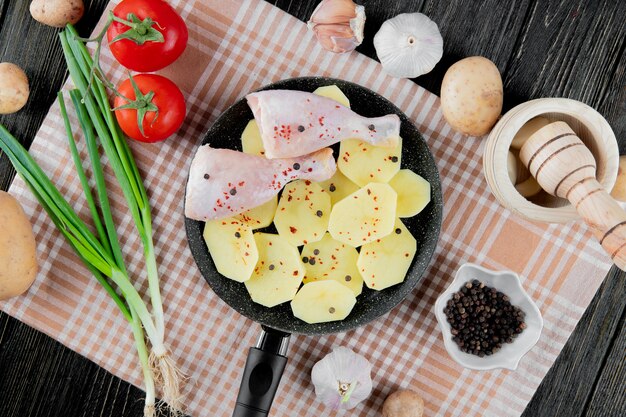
(150, 349), (186, 415)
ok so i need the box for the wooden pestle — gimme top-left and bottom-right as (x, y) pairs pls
(519, 121), (626, 270)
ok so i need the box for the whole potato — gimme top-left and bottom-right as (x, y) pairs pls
(382, 389), (424, 417)
(441, 56), (503, 136)
(0, 191), (38, 300)
(30, 0), (84, 28)
(0, 63), (29, 114)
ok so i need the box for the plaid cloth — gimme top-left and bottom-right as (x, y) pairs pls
(1, 1), (612, 415)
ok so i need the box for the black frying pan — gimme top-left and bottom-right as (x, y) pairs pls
(185, 77), (443, 416)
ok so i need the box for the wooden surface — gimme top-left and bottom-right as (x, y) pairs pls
(0, 0), (625, 416)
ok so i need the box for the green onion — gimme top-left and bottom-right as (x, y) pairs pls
(0, 23), (183, 417)
(62, 23), (183, 407)
(63, 91), (158, 414)
(61, 26), (167, 343)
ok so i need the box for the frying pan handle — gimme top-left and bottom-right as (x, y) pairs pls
(232, 327), (290, 417)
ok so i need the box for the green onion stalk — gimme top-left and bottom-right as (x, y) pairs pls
(61, 22), (185, 413)
(0, 24), (183, 416)
(59, 92), (158, 416)
(0, 117), (162, 417)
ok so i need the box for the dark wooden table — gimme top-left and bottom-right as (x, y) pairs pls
(1, 1), (625, 416)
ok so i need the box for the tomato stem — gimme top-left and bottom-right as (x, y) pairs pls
(73, 13), (117, 96)
(109, 13), (165, 45)
(112, 73), (159, 138)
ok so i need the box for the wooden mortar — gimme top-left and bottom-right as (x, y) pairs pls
(483, 98), (618, 223)
(519, 121), (626, 270)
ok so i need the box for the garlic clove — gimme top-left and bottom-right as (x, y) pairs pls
(311, 346), (373, 409)
(309, 0), (359, 24)
(373, 13), (443, 78)
(308, 0), (365, 53)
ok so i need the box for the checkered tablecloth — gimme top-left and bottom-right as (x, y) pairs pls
(1, 1), (612, 415)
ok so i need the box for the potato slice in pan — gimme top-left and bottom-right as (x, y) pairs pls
(234, 195), (278, 229)
(328, 182), (397, 247)
(313, 85), (351, 108)
(274, 180), (330, 246)
(241, 119), (265, 156)
(389, 169), (431, 217)
(245, 233), (305, 307)
(291, 280), (357, 324)
(301, 233), (363, 296)
(357, 219), (416, 291)
(203, 218), (258, 282)
(338, 137), (402, 186)
(316, 169), (359, 207)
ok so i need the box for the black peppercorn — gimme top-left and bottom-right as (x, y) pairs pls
(444, 279), (526, 357)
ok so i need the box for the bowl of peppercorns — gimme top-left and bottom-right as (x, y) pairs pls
(434, 263), (543, 370)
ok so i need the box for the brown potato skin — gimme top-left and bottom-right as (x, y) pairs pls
(0, 62), (29, 114)
(441, 56), (503, 137)
(0, 191), (38, 300)
(382, 389), (424, 417)
(29, 0), (84, 28)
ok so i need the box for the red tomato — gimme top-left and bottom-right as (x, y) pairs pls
(113, 74), (186, 143)
(107, 0), (188, 72)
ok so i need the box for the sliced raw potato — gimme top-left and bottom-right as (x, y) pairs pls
(301, 233), (363, 296)
(203, 218), (258, 282)
(338, 137), (402, 186)
(234, 196), (278, 229)
(291, 280), (357, 324)
(357, 219), (417, 291)
(241, 119), (265, 156)
(244, 233), (305, 307)
(389, 169), (431, 218)
(328, 183), (397, 247)
(274, 180), (331, 246)
(313, 85), (351, 108)
(316, 169), (359, 206)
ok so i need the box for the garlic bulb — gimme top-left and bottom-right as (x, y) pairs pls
(373, 13), (443, 78)
(311, 346), (373, 409)
(307, 0), (365, 53)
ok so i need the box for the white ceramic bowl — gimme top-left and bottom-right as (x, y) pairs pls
(434, 263), (543, 370)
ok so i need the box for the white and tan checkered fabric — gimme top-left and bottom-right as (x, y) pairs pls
(0, 1), (612, 415)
